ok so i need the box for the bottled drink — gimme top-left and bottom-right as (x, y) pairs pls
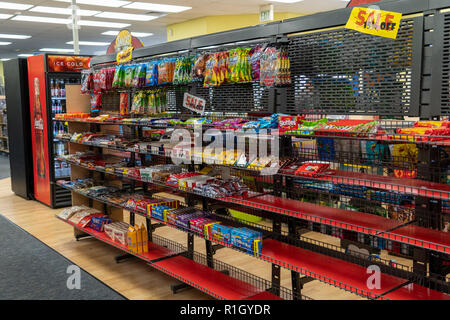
(60, 79), (66, 97)
(34, 77), (46, 178)
(55, 79), (60, 97)
(50, 79), (55, 97)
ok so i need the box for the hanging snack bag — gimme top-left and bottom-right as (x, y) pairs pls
(250, 44), (266, 82)
(124, 65), (134, 87)
(90, 93), (102, 112)
(112, 65), (125, 88)
(92, 70), (102, 93)
(81, 69), (92, 94)
(203, 54), (217, 87)
(260, 47), (277, 87)
(145, 62), (158, 86)
(120, 92), (129, 116)
(192, 53), (208, 80)
(105, 67), (115, 91)
(132, 63), (147, 88)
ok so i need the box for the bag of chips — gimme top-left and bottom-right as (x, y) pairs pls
(133, 63), (146, 88)
(120, 92), (129, 116)
(192, 54), (208, 80)
(145, 62), (158, 86)
(112, 65), (125, 88)
(81, 69), (93, 94)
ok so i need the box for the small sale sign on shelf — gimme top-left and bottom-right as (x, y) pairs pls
(345, 7), (402, 39)
(183, 92), (206, 115)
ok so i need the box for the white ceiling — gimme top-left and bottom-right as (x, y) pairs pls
(0, 0), (349, 59)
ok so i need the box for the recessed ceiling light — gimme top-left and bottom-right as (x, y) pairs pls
(55, 0), (131, 8)
(67, 41), (110, 46)
(40, 48), (74, 53)
(18, 54), (33, 57)
(78, 20), (130, 28)
(123, 2), (192, 13)
(102, 31), (154, 37)
(0, 41), (12, 45)
(30, 6), (101, 17)
(0, 1), (33, 10)
(12, 15), (69, 24)
(95, 11), (158, 21)
(0, 14), (12, 19)
(0, 33), (31, 39)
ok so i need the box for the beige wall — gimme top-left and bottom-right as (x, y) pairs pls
(167, 12), (304, 42)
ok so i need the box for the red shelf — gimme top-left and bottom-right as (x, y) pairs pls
(379, 224), (450, 254)
(226, 194), (450, 254)
(57, 216), (276, 300)
(152, 256), (267, 300)
(260, 239), (407, 299)
(381, 283), (450, 300)
(314, 170), (450, 201)
(226, 194), (401, 234)
(57, 217), (176, 262)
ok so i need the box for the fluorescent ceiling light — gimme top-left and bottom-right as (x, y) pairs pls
(0, 1), (33, 10)
(55, 0), (131, 8)
(1, 58), (11, 61)
(102, 31), (153, 37)
(12, 15), (130, 28)
(123, 2), (192, 13)
(30, 6), (101, 17)
(0, 41), (12, 45)
(0, 33), (31, 39)
(67, 41), (110, 46)
(18, 54), (33, 57)
(40, 48), (74, 53)
(78, 20), (130, 28)
(0, 14), (12, 19)
(95, 11), (158, 21)
(12, 15), (69, 24)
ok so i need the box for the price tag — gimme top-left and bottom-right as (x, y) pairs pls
(183, 92), (206, 115)
(345, 7), (402, 39)
(116, 47), (133, 64)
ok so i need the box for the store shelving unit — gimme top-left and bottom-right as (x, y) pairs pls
(55, 0), (450, 300)
(0, 91), (8, 155)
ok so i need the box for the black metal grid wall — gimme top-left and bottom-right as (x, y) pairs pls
(286, 17), (420, 116)
(439, 12), (450, 116)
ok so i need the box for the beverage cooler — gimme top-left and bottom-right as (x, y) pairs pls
(27, 54), (91, 208)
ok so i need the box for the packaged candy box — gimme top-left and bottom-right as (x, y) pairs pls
(207, 224), (233, 244)
(231, 227), (262, 256)
(175, 211), (206, 230)
(190, 217), (218, 235)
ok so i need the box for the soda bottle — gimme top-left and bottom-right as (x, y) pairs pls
(60, 79), (66, 97)
(50, 79), (55, 97)
(34, 77), (46, 178)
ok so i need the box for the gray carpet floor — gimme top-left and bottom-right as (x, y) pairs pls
(0, 154), (10, 179)
(0, 214), (126, 300)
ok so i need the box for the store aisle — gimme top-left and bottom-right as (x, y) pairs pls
(0, 155), (9, 179)
(0, 214), (126, 300)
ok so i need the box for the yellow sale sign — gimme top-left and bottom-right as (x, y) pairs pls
(345, 7), (402, 39)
